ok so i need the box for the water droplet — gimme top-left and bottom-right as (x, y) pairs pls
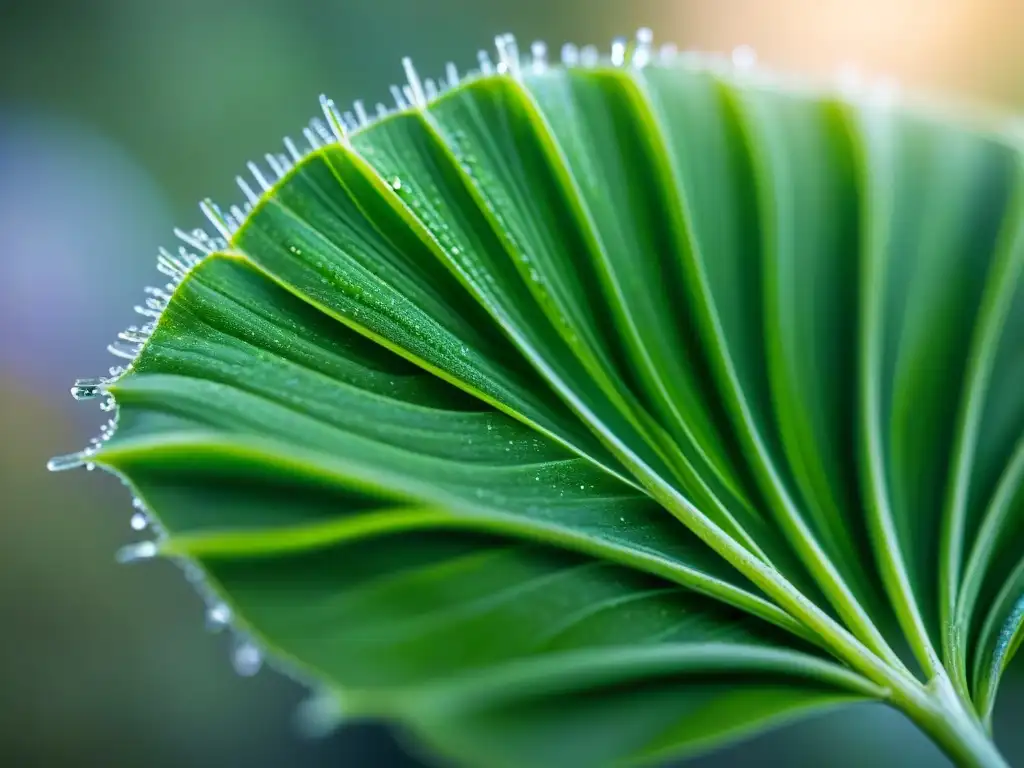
(71, 377), (106, 400)
(390, 176), (402, 190)
(296, 692), (345, 737)
(116, 541), (158, 563)
(530, 41), (547, 73)
(108, 341), (140, 360)
(205, 602), (232, 632)
(182, 562), (204, 583)
(610, 38), (627, 67)
(232, 640), (263, 677)
(47, 452), (86, 472)
(130, 512), (149, 531)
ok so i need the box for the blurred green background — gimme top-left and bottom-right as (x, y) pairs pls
(2, 0), (1022, 765)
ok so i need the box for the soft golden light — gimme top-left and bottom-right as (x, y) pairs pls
(671, 0), (1021, 103)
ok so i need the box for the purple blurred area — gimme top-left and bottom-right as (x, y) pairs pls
(1, 1), (1021, 765)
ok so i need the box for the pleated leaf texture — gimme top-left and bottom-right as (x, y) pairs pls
(54, 33), (1024, 768)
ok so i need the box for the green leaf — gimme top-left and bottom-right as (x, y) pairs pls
(972, 556), (1024, 726)
(406, 646), (875, 768)
(229, 135), (629, 484)
(940, 169), (1024, 693)
(105, 254), (807, 638)
(524, 68), (758, 540)
(95, 253), (862, 765)
(55, 32), (1024, 768)
(855, 103), (1023, 680)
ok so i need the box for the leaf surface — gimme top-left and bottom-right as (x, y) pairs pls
(855, 105), (1022, 676)
(60, 43), (1024, 768)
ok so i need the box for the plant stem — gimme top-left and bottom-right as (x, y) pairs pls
(891, 673), (1009, 768)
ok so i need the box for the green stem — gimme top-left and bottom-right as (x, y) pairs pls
(892, 673), (1008, 768)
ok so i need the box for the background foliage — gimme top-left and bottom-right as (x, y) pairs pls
(2, 0), (1024, 765)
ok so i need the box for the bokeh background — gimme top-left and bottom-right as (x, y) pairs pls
(2, 0), (1023, 765)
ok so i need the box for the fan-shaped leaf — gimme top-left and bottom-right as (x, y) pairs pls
(55, 33), (1024, 768)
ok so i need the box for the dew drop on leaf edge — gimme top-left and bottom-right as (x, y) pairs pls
(232, 640), (264, 677)
(47, 452), (86, 472)
(70, 377), (106, 400)
(206, 602), (233, 632)
(116, 541), (158, 563)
